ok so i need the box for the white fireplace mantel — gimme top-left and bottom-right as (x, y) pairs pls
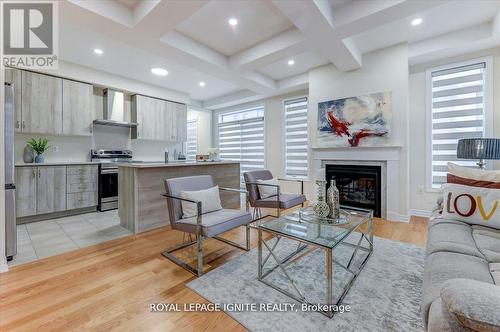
(311, 146), (405, 222)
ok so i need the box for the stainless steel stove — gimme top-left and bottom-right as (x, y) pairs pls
(91, 149), (133, 211)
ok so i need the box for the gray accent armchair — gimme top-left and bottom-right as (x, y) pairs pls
(243, 170), (306, 222)
(162, 175), (252, 277)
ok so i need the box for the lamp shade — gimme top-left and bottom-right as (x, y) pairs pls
(457, 138), (500, 160)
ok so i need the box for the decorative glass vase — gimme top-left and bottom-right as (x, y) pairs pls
(313, 180), (330, 218)
(327, 179), (340, 219)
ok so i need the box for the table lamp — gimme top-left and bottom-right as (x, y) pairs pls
(457, 138), (500, 169)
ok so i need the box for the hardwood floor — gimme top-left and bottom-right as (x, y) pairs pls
(0, 214), (428, 332)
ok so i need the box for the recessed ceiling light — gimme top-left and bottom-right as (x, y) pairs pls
(411, 18), (423, 26)
(151, 67), (168, 76)
(288, 59), (295, 66)
(94, 48), (103, 55)
(199, 81), (206, 87)
(228, 18), (238, 26)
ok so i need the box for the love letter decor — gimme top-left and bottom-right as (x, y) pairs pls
(441, 183), (500, 230)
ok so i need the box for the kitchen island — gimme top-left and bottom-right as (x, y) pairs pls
(118, 161), (240, 234)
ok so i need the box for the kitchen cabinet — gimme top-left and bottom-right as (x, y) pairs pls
(21, 71), (63, 135)
(175, 103), (187, 142)
(5, 68), (22, 133)
(62, 79), (93, 136)
(15, 164), (98, 220)
(66, 165), (98, 209)
(36, 166), (67, 214)
(132, 95), (187, 141)
(16, 167), (37, 217)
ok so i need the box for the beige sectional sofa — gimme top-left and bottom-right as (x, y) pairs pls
(422, 215), (500, 331)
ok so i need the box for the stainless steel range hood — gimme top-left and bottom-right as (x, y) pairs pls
(93, 88), (138, 128)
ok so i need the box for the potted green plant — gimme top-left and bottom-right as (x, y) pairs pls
(27, 138), (50, 164)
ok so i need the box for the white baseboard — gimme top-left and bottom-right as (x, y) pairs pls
(0, 256), (9, 273)
(387, 212), (409, 223)
(409, 209), (432, 218)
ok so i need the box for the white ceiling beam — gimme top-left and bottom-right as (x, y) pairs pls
(409, 22), (496, 65)
(242, 72), (277, 90)
(203, 90), (261, 110)
(277, 73), (308, 91)
(229, 28), (308, 72)
(271, 0), (362, 71)
(160, 31), (228, 68)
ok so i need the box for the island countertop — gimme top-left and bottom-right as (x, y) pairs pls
(118, 161), (240, 234)
(117, 160), (239, 168)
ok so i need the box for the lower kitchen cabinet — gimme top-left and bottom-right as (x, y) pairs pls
(16, 167), (37, 217)
(15, 164), (99, 219)
(36, 166), (67, 214)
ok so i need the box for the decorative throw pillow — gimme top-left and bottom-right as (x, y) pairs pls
(180, 185), (222, 218)
(441, 183), (500, 230)
(448, 162), (500, 182)
(257, 178), (279, 198)
(447, 173), (500, 189)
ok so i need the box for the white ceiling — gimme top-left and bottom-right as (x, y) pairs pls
(352, 0), (500, 54)
(175, 0), (295, 56)
(58, 0), (500, 109)
(258, 51), (329, 80)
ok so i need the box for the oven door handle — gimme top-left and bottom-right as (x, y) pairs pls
(100, 169), (118, 174)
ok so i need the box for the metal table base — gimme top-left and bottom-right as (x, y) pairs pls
(258, 217), (373, 318)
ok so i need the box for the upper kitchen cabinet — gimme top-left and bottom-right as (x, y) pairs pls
(131, 95), (187, 141)
(175, 103), (187, 142)
(62, 79), (93, 136)
(22, 71), (63, 135)
(5, 68), (22, 133)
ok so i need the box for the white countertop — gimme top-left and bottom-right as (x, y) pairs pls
(117, 160), (239, 168)
(15, 161), (99, 167)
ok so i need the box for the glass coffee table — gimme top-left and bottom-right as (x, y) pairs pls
(258, 206), (374, 318)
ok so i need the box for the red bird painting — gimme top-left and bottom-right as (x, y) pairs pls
(318, 92), (391, 147)
(326, 111), (351, 137)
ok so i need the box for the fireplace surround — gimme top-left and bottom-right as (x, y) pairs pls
(326, 165), (382, 217)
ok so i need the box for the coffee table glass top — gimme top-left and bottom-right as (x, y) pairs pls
(259, 207), (372, 249)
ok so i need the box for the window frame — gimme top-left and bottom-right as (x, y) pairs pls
(185, 118), (198, 160)
(282, 95), (309, 180)
(425, 56), (493, 192)
(215, 103), (267, 177)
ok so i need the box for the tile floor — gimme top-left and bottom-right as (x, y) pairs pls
(9, 210), (132, 267)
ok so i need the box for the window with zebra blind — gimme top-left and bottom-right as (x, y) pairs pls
(186, 119), (197, 160)
(427, 58), (492, 190)
(284, 97), (308, 178)
(217, 105), (265, 180)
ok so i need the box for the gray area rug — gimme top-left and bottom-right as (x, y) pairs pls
(187, 234), (425, 332)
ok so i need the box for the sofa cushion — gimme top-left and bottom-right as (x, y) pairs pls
(422, 251), (493, 327)
(472, 225), (500, 263)
(441, 278), (500, 332)
(426, 218), (484, 259)
(441, 183), (500, 230)
(427, 299), (453, 332)
(491, 263), (500, 285)
(173, 209), (252, 238)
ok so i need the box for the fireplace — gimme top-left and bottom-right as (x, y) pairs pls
(325, 165), (382, 218)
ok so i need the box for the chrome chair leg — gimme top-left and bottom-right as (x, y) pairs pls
(197, 234), (203, 277)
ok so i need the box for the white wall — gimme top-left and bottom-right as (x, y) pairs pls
(308, 44), (410, 216)
(408, 47), (500, 214)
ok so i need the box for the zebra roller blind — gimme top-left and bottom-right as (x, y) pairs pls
(430, 61), (487, 189)
(284, 97), (308, 178)
(186, 119), (197, 160)
(218, 105), (265, 176)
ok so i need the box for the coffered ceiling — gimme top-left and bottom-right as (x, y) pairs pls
(59, 0), (500, 109)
